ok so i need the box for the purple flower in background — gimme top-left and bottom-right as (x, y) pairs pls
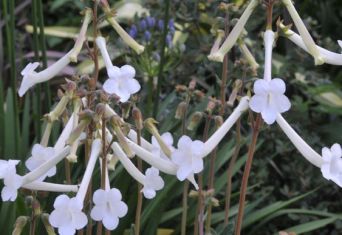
(168, 19), (175, 33)
(166, 34), (172, 47)
(139, 19), (147, 31)
(144, 31), (151, 42)
(158, 19), (164, 30)
(146, 16), (156, 28)
(128, 25), (137, 38)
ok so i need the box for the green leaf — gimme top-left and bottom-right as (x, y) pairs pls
(280, 217), (338, 234)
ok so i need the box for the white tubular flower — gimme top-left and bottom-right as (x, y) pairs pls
(282, 0), (324, 65)
(127, 129), (154, 151)
(0, 160), (22, 201)
(22, 182), (78, 193)
(25, 144), (56, 181)
(21, 146), (70, 186)
(18, 50), (73, 97)
(2, 173), (22, 201)
(276, 114), (323, 168)
(90, 188), (128, 230)
(96, 37), (141, 102)
(202, 96), (249, 156)
(151, 132), (175, 160)
(142, 168), (164, 199)
(250, 79), (291, 125)
(263, 30), (275, 81)
(49, 195), (87, 235)
(76, 139), (102, 203)
(171, 136), (205, 183)
(321, 144), (342, 187)
(279, 22), (342, 66)
(207, 0), (258, 62)
(112, 142), (164, 199)
(54, 113), (75, 152)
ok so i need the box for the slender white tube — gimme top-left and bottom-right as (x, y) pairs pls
(76, 139), (102, 202)
(23, 182), (78, 192)
(282, 27), (342, 65)
(54, 114), (75, 151)
(96, 37), (114, 73)
(111, 142), (146, 184)
(127, 129), (154, 151)
(282, 0), (323, 65)
(127, 140), (178, 175)
(21, 146), (71, 185)
(202, 97), (249, 157)
(263, 30), (275, 81)
(208, 0), (259, 62)
(276, 114), (323, 167)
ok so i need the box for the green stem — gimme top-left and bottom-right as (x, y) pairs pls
(153, 0), (171, 117)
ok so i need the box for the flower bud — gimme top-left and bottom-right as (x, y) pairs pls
(214, 116), (223, 127)
(144, 118), (172, 157)
(187, 112), (203, 131)
(12, 216), (29, 235)
(110, 116), (134, 158)
(175, 85), (188, 93)
(41, 213), (56, 235)
(227, 79), (243, 107)
(45, 95), (71, 123)
(132, 107), (143, 130)
(121, 102), (132, 119)
(188, 79), (197, 91)
(66, 117), (92, 145)
(175, 101), (187, 120)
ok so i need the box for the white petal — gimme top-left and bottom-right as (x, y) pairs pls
(108, 188), (122, 202)
(161, 132), (174, 146)
(103, 215), (119, 230)
(49, 209), (70, 227)
(321, 163), (331, 180)
(21, 62), (39, 76)
(331, 144), (342, 157)
(322, 147), (332, 161)
(191, 140), (205, 156)
(177, 166), (192, 181)
(112, 201), (128, 218)
(177, 135), (192, 149)
(253, 79), (269, 95)
(142, 188), (156, 199)
(93, 189), (107, 205)
(1, 186), (17, 201)
(90, 205), (105, 221)
(125, 78), (141, 94)
(171, 150), (185, 165)
(115, 86), (131, 103)
(120, 65), (136, 78)
(250, 95), (267, 113)
(192, 158), (204, 173)
(103, 78), (119, 95)
(153, 177), (164, 190)
(270, 78), (286, 94)
(261, 106), (277, 125)
(59, 225), (76, 235)
(54, 194), (70, 209)
(273, 94), (291, 113)
(72, 211), (88, 229)
(108, 66), (121, 79)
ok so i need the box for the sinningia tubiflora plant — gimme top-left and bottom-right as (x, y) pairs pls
(1, 0), (342, 234)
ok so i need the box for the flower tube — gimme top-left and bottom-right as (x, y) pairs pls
(202, 96), (249, 156)
(75, 139), (102, 202)
(54, 113), (75, 152)
(279, 22), (342, 66)
(282, 0), (324, 65)
(276, 114), (323, 167)
(22, 182), (78, 193)
(263, 30), (275, 81)
(207, 0), (259, 62)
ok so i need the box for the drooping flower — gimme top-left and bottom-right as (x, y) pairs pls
(171, 135), (205, 182)
(321, 143), (342, 187)
(151, 132), (174, 160)
(0, 160), (22, 201)
(249, 78), (291, 125)
(49, 195), (87, 235)
(141, 168), (165, 199)
(25, 144), (56, 181)
(90, 188), (128, 230)
(102, 65), (141, 102)
(96, 37), (141, 102)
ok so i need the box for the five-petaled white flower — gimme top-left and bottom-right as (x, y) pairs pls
(102, 65), (141, 102)
(142, 168), (165, 199)
(151, 132), (175, 160)
(321, 143), (342, 187)
(249, 78), (291, 125)
(49, 194), (87, 235)
(171, 135), (205, 181)
(90, 188), (128, 230)
(25, 144), (56, 181)
(0, 160), (22, 201)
